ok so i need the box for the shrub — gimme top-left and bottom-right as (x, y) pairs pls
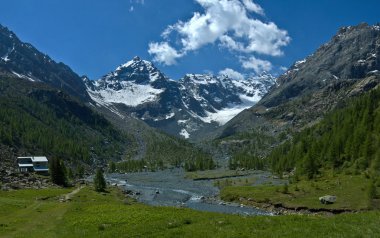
(282, 183), (289, 194)
(368, 180), (377, 200)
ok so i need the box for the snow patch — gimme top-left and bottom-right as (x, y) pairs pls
(11, 71), (36, 82)
(185, 74), (218, 85)
(88, 81), (164, 107)
(165, 112), (175, 120)
(294, 59), (306, 67)
(1, 44), (15, 62)
(200, 94), (259, 125)
(177, 119), (189, 125)
(179, 129), (190, 139)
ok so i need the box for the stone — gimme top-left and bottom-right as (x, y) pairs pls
(319, 195), (337, 204)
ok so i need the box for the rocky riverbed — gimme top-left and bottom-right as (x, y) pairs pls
(106, 169), (286, 216)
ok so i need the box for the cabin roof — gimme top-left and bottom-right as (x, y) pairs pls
(31, 156), (48, 162)
(17, 156), (48, 162)
(18, 163), (33, 167)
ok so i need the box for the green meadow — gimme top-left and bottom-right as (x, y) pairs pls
(221, 174), (380, 211)
(0, 186), (379, 238)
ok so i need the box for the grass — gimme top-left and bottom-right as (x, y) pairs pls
(0, 186), (379, 237)
(0, 188), (71, 237)
(185, 169), (253, 180)
(214, 177), (258, 189)
(221, 174), (379, 211)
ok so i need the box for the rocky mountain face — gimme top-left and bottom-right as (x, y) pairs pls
(0, 24), (89, 101)
(85, 57), (275, 140)
(217, 23), (380, 139)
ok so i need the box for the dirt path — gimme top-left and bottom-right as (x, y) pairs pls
(61, 186), (85, 202)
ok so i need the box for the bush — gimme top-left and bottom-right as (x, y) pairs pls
(282, 183), (289, 194)
(368, 180), (377, 200)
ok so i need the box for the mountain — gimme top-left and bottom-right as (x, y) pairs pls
(217, 23), (380, 140)
(0, 24), (89, 101)
(85, 56), (275, 140)
(0, 24), (215, 175)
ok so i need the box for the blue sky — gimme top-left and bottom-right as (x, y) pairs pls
(0, 0), (379, 80)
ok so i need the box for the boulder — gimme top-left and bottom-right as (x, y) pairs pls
(319, 195), (337, 204)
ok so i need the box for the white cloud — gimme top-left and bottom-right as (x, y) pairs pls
(242, 0), (264, 15)
(148, 0), (290, 68)
(241, 56), (272, 74)
(130, 0), (144, 4)
(280, 66), (288, 71)
(147, 42), (183, 65)
(219, 68), (245, 80)
(129, 0), (144, 12)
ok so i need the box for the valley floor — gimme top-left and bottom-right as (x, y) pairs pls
(0, 186), (379, 238)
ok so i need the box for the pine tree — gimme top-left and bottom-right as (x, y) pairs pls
(94, 168), (106, 192)
(109, 161), (116, 173)
(49, 157), (67, 186)
(77, 166), (85, 178)
(67, 167), (74, 180)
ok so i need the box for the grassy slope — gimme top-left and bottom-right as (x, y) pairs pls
(221, 174), (379, 211)
(1, 187), (380, 238)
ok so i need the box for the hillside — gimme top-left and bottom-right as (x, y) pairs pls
(268, 84), (380, 179)
(217, 23), (380, 140)
(0, 76), (129, 169)
(206, 23), (380, 165)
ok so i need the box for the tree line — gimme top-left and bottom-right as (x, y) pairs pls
(268, 87), (380, 179)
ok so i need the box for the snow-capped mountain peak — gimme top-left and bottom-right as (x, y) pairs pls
(102, 56), (168, 84)
(85, 57), (276, 139)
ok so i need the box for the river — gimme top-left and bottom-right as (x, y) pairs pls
(106, 169), (286, 216)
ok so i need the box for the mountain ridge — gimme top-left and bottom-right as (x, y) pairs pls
(85, 57), (275, 140)
(0, 24), (89, 101)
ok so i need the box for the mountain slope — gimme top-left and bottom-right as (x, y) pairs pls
(0, 75), (128, 168)
(85, 57), (275, 140)
(268, 83), (380, 179)
(0, 24), (89, 101)
(217, 23), (380, 139)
